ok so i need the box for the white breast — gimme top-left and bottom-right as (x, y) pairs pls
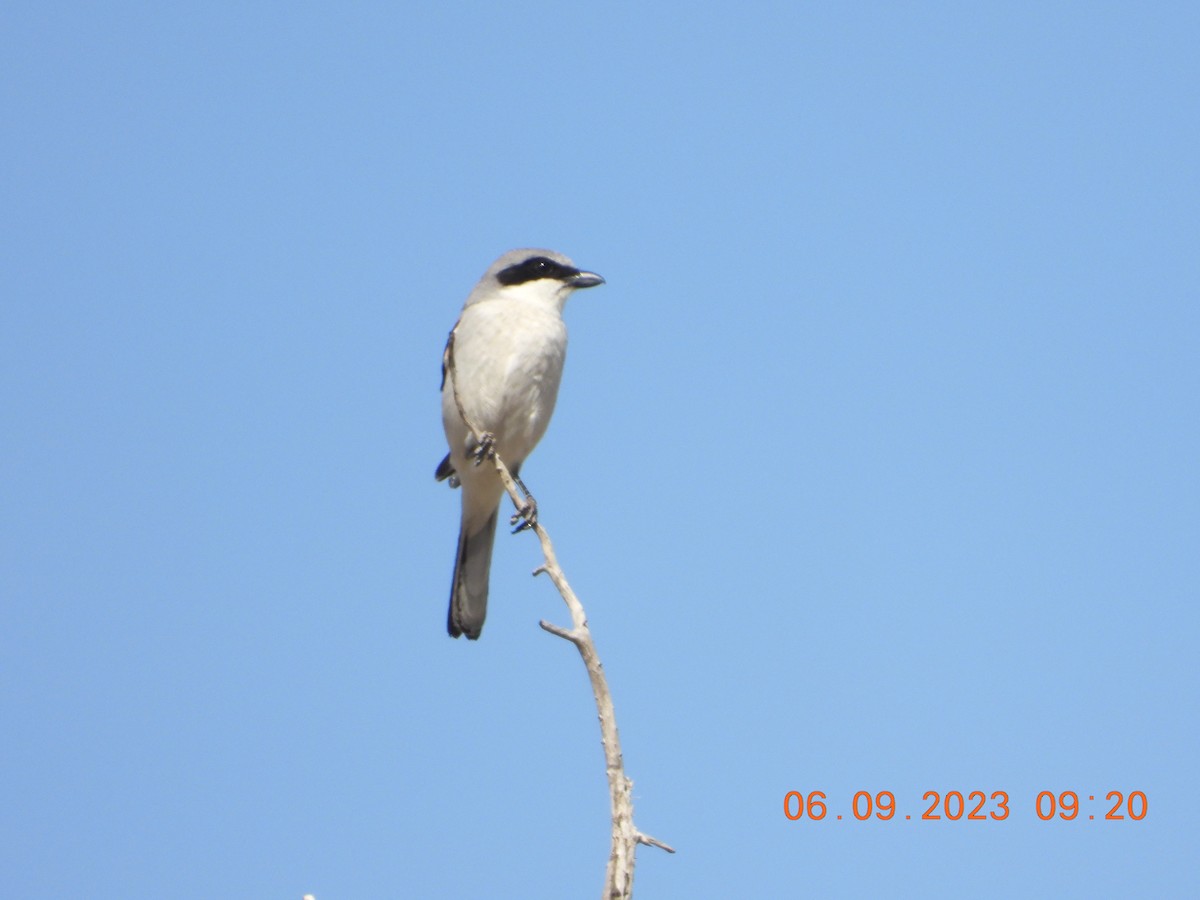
(442, 296), (568, 470)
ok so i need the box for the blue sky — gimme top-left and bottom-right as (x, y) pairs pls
(2, 2), (1197, 897)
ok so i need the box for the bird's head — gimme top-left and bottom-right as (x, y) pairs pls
(470, 248), (605, 311)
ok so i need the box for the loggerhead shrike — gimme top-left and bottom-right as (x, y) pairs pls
(437, 249), (605, 640)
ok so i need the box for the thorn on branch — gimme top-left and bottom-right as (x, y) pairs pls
(637, 832), (677, 854)
(539, 619), (582, 644)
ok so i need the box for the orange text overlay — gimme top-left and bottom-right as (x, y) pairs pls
(783, 790), (1148, 822)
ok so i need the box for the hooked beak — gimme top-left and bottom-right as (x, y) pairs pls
(568, 270), (605, 289)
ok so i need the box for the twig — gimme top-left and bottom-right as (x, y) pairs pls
(443, 329), (674, 899)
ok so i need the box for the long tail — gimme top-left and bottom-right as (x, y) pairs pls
(447, 507), (499, 639)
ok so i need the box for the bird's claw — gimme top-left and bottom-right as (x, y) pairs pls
(510, 496), (538, 533)
(470, 433), (496, 466)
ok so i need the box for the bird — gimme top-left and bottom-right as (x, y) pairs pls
(437, 249), (605, 639)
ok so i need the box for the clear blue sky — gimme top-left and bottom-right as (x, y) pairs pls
(2, 2), (1197, 897)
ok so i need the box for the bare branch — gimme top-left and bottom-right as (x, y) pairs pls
(444, 332), (672, 898)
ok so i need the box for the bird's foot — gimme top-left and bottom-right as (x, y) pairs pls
(469, 432), (496, 466)
(510, 495), (538, 533)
